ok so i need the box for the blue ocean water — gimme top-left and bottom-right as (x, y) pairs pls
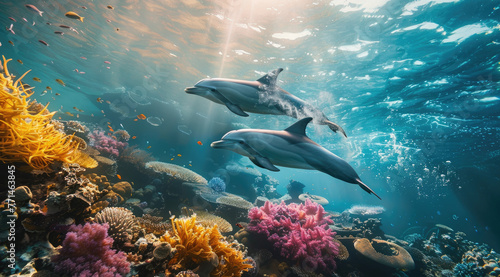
(1, 0), (499, 253)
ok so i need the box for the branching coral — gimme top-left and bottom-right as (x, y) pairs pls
(51, 223), (130, 277)
(247, 199), (340, 273)
(0, 56), (96, 169)
(160, 215), (252, 276)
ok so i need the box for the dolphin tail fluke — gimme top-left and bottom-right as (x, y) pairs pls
(356, 179), (381, 200)
(324, 120), (347, 138)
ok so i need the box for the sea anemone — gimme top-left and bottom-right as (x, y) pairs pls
(0, 56), (96, 169)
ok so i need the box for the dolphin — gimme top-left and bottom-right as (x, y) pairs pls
(210, 117), (380, 199)
(185, 68), (347, 137)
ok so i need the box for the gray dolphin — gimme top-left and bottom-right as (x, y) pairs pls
(185, 68), (347, 137)
(210, 117), (380, 199)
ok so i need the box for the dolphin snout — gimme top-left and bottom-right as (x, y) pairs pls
(184, 86), (205, 94)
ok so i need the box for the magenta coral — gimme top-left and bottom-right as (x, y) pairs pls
(89, 130), (127, 157)
(247, 199), (339, 272)
(51, 223), (130, 277)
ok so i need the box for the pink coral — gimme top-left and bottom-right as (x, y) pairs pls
(89, 130), (127, 157)
(51, 223), (130, 277)
(247, 199), (339, 272)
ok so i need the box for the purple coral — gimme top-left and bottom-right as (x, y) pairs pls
(51, 223), (130, 277)
(247, 199), (339, 272)
(89, 130), (127, 157)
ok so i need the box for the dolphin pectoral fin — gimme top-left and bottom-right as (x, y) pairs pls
(210, 88), (249, 116)
(250, 157), (280, 172)
(239, 141), (280, 171)
(225, 102), (249, 117)
(324, 120), (347, 138)
(256, 68), (283, 87)
(356, 179), (382, 200)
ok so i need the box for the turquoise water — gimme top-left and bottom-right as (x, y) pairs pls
(1, 0), (499, 256)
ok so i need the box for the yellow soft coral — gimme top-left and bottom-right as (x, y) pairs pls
(160, 215), (253, 277)
(0, 56), (96, 169)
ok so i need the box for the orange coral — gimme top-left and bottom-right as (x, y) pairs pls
(0, 56), (96, 169)
(160, 215), (252, 277)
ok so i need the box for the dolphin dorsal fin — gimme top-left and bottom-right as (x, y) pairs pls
(285, 117), (313, 136)
(256, 68), (283, 87)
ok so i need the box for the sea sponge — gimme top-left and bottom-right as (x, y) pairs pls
(354, 238), (415, 271)
(160, 215), (252, 276)
(0, 56), (96, 169)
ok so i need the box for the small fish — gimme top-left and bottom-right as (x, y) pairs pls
(25, 4), (44, 17)
(73, 107), (84, 112)
(177, 154), (182, 157)
(33, 77), (41, 82)
(6, 24), (15, 35)
(197, 141), (203, 145)
(79, 72), (85, 74)
(80, 56), (87, 60)
(65, 111), (74, 116)
(107, 5), (114, 9)
(8, 17), (16, 22)
(235, 223), (244, 229)
(106, 19), (111, 23)
(46, 22), (51, 25)
(54, 31), (64, 35)
(65, 11), (84, 22)
(41, 90), (47, 96)
(104, 61), (111, 64)
(38, 40), (49, 46)
(105, 100), (111, 104)
(22, 18), (28, 22)
(46, 86), (52, 90)
(101, 110), (105, 114)
(132, 136), (136, 139)
(74, 69), (79, 73)
(17, 59), (23, 64)
(55, 79), (65, 86)
(59, 25), (71, 28)
(133, 118), (138, 121)
(55, 93), (60, 96)
(97, 97), (103, 103)
(137, 114), (146, 120)
(81, 6), (87, 9)
(147, 145), (152, 149)
(8, 41), (14, 46)
(116, 28), (119, 32)
(116, 174), (122, 180)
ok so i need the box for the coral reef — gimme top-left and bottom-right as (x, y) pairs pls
(247, 199), (339, 273)
(0, 56), (96, 169)
(137, 214), (172, 236)
(51, 223), (130, 276)
(160, 215), (252, 276)
(216, 195), (254, 210)
(89, 130), (127, 157)
(287, 180), (305, 201)
(195, 210), (233, 233)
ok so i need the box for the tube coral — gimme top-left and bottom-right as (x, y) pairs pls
(160, 215), (252, 276)
(0, 56), (96, 169)
(247, 199), (340, 273)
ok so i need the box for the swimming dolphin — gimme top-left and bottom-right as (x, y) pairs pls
(185, 68), (347, 137)
(210, 117), (380, 199)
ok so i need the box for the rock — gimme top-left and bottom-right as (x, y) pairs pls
(14, 186), (32, 204)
